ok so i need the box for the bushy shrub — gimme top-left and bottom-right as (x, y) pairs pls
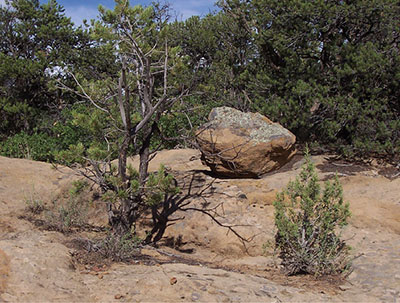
(273, 150), (351, 276)
(45, 182), (89, 233)
(69, 179), (89, 197)
(24, 189), (45, 215)
(0, 119), (91, 163)
(96, 232), (142, 262)
(0, 131), (59, 162)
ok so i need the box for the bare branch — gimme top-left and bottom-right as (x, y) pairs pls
(163, 40), (168, 97)
(69, 73), (110, 113)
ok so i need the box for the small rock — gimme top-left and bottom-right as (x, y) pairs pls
(339, 284), (351, 291)
(261, 285), (277, 293)
(208, 289), (218, 295)
(191, 292), (201, 301)
(170, 277), (177, 285)
(347, 271), (358, 280)
(98, 274), (103, 279)
(370, 159), (381, 167)
(237, 193), (247, 199)
(114, 294), (123, 300)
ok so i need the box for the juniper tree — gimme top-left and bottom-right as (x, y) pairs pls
(216, 0), (400, 158)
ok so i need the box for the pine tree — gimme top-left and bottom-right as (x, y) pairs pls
(274, 149), (351, 275)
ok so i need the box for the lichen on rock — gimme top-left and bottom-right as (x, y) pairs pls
(196, 107), (296, 178)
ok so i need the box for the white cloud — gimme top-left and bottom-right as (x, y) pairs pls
(63, 5), (100, 26)
(60, 1), (218, 25)
(187, 0), (216, 8)
(169, 0), (218, 20)
(174, 8), (201, 20)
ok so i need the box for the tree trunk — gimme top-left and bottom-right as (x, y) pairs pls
(118, 134), (130, 182)
(145, 206), (168, 244)
(108, 197), (139, 236)
(139, 123), (156, 185)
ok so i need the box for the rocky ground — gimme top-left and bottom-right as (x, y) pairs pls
(0, 149), (399, 302)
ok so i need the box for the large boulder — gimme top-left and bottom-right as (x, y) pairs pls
(196, 107), (296, 178)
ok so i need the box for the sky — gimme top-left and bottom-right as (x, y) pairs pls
(0, 0), (219, 24)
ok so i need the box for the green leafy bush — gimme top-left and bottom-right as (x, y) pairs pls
(0, 131), (59, 161)
(0, 115), (92, 163)
(69, 179), (89, 197)
(273, 150), (351, 275)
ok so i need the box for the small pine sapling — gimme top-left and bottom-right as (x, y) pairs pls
(273, 149), (351, 275)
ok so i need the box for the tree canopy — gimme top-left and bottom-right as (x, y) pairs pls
(1, 0), (399, 161)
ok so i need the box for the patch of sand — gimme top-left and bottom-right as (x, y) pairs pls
(0, 249), (9, 294)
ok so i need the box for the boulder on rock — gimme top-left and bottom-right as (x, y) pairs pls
(196, 107), (296, 178)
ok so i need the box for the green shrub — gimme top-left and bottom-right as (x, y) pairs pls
(45, 197), (88, 233)
(273, 150), (351, 276)
(0, 120), (92, 163)
(69, 179), (89, 197)
(96, 232), (142, 262)
(45, 182), (89, 233)
(0, 131), (59, 162)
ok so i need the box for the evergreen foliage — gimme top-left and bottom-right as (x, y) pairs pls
(52, 1), (189, 242)
(216, 0), (400, 158)
(0, 0), (399, 160)
(273, 150), (351, 275)
(0, 0), (89, 133)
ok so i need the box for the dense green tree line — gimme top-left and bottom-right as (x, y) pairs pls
(0, 0), (94, 160)
(1, 0), (399, 162)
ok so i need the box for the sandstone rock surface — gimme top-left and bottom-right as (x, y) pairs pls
(1, 151), (400, 302)
(196, 107), (296, 177)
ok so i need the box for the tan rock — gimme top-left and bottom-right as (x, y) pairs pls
(0, 249), (9, 294)
(1, 151), (400, 302)
(196, 107), (296, 177)
(114, 294), (123, 299)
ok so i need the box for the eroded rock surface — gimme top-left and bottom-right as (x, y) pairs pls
(0, 151), (399, 302)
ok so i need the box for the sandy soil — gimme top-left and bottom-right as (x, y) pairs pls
(0, 150), (399, 302)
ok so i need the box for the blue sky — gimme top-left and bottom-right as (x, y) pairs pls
(0, 0), (218, 24)
(60, 0), (219, 24)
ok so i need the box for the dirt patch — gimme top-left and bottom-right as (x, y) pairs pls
(317, 157), (400, 181)
(378, 166), (400, 180)
(66, 237), (345, 296)
(0, 220), (15, 235)
(317, 161), (369, 175)
(0, 249), (9, 294)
